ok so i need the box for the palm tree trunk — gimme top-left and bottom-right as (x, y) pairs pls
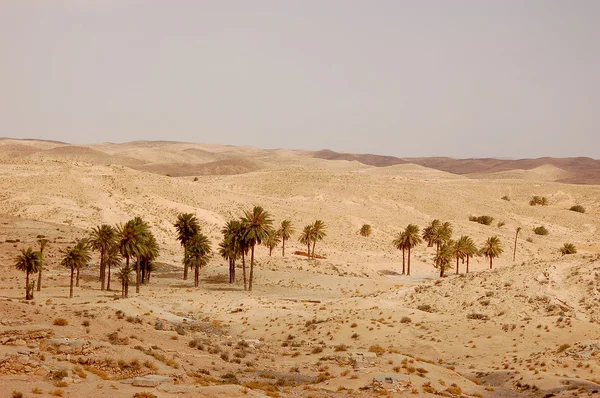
(141, 261), (146, 284)
(135, 257), (140, 294)
(76, 266), (80, 287)
(401, 247), (405, 275)
(513, 231), (519, 262)
(466, 255), (470, 273)
(25, 271), (30, 300)
(282, 237), (286, 257)
(107, 262), (112, 291)
(242, 251), (247, 291)
(37, 266), (42, 292)
(489, 257), (493, 269)
(183, 251), (188, 280)
(69, 267), (74, 298)
(269, 246), (272, 256)
(312, 241), (316, 259)
(456, 256), (459, 274)
(249, 245), (255, 291)
(229, 259), (234, 283)
(100, 250), (106, 291)
(407, 247), (411, 276)
(440, 266), (444, 278)
(307, 241), (311, 258)
(195, 266), (199, 287)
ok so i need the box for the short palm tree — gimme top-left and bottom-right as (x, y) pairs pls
(116, 265), (133, 298)
(14, 248), (42, 300)
(36, 238), (49, 292)
(104, 244), (122, 291)
(513, 227), (521, 262)
(185, 233), (212, 287)
(403, 224), (422, 276)
(392, 231), (407, 274)
(422, 219), (441, 247)
(61, 240), (91, 298)
(74, 238), (91, 287)
(481, 236), (503, 269)
(433, 222), (453, 255)
(89, 224), (116, 291)
(263, 229), (281, 256)
(219, 219), (243, 284)
(433, 241), (454, 277)
(241, 206), (274, 291)
(174, 213), (200, 280)
(117, 218), (149, 294)
(139, 232), (159, 284)
(560, 243), (577, 256)
(359, 224), (372, 237)
(458, 235), (478, 273)
(299, 225), (313, 257)
(451, 237), (468, 274)
(278, 220), (295, 256)
(310, 220), (327, 259)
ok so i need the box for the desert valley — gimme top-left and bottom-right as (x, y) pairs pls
(0, 138), (599, 398)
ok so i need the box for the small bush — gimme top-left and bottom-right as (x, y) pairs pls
(400, 316), (412, 324)
(533, 226), (549, 236)
(469, 215), (494, 226)
(530, 196), (549, 206)
(560, 243), (577, 256)
(417, 304), (433, 313)
(311, 346), (324, 354)
(133, 393), (158, 398)
(557, 343), (571, 353)
(53, 318), (68, 326)
(369, 345), (385, 356)
(82, 320), (90, 327)
(359, 224), (372, 237)
(32, 387), (43, 395)
(467, 313), (489, 320)
(12, 392), (23, 398)
(501, 195), (510, 201)
(497, 221), (506, 228)
(569, 205), (585, 213)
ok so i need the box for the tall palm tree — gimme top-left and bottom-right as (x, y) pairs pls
(459, 236), (478, 273)
(174, 213), (200, 280)
(310, 220), (327, 259)
(219, 219), (243, 284)
(185, 233), (212, 287)
(241, 206), (274, 291)
(433, 241), (454, 277)
(89, 224), (116, 291)
(61, 240), (91, 298)
(116, 265), (133, 298)
(299, 225), (313, 258)
(36, 238), (49, 292)
(452, 237), (468, 274)
(74, 238), (90, 287)
(117, 219), (149, 294)
(403, 224), (422, 276)
(263, 229), (281, 256)
(392, 231), (407, 275)
(513, 227), (521, 262)
(139, 232), (159, 284)
(278, 220), (295, 257)
(14, 248), (42, 300)
(433, 222), (453, 255)
(481, 236), (503, 269)
(422, 219), (441, 247)
(104, 244), (122, 291)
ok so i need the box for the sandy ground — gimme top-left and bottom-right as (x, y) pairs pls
(0, 139), (599, 397)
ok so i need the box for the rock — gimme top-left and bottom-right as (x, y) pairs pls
(0, 337), (9, 345)
(15, 339), (27, 346)
(35, 367), (49, 377)
(130, 375), (171, 387)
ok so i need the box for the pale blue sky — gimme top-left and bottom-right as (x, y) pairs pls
(1, 1), (599, 158)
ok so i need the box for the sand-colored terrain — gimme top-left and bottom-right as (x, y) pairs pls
(0, 139), (599, 397)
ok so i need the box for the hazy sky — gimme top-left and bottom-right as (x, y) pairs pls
(2, 1), (599, 158)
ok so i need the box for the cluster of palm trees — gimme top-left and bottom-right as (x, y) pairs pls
(174, 214), (212, 287)
(393, 220), (503, 277)
(298, 220), (327, 259)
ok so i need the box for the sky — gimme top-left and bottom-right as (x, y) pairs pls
(1, 1), (599, 159)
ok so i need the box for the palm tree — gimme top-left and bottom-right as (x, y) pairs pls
(310, 220), (327, 259)
(116, 265), (133, 298)
(263, 229), (281, 256)
(451, 237), (468, 274)
(422, 219), (441, 248)
(219, 220), (243, 284)
(174, 213), (200, 280)
(61, 240), (91, 298)
(560, 243), (577, 256)
(14, 248), (42, 300)
(241, 206), (274, 291)
(433, 221), (453, 255)
(117, 219), (149, 294)
(433, 241), (454, 277)
(278, 220), (295, 256)
(74, 238), (90, 287)
(89, 224), (116, 291)
(481, 236), (503, 269)
(185, 233), (212, 287)
(457, 235), (478, 273)
(299, 225), (313, 258)
(403, 224), (422, 276)
(36, 238), (49, 292)
(392, 231), (407, 275)
(513, 227), (521, 262)
(104, 244), (122, 291)
(359, 224), (372, 237)
(139, 232), (159, 284)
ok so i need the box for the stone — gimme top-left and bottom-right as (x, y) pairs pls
(35, 367), (49, 377)
(130, 375), (171, 387)
(15, 339), (27, 346)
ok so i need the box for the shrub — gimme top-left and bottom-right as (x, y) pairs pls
(400, 316), (412, 324)
(311, 346), (324, 354)
(501, 195), (510, 201)
(557, 343), (571, 353)
(560, 243), (577, 256)
(497, 221), (506, 228)
(82, 320), (90, 327)
(533, 226), (549, 236)
(369, 345), (385, 356)
(530, 196), (549, 206)
(569, 205), (585, 213)
(359, 224), (372, 237)
(11, 392), (23, 398)
(469, 216), (494, 226)
(334, 344), (348, 352)
(467, 313), (489, 320)
(417, 304), (433, 313)
(133, 393), (158, 398)
(53, 318), (68, 326)
(193, 177), (199, 182)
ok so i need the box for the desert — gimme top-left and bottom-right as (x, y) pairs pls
(0, 138), (598, 398)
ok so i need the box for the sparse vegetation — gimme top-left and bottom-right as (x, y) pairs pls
(530, 196), (549, 206)
(359, 224), (372, 237)
(533, 226), (549, 236)
(469, 215), (494, 226)
(569, 205), (585, 213)
(53, 318), (68, 326)
(560, 243), (577, 256)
